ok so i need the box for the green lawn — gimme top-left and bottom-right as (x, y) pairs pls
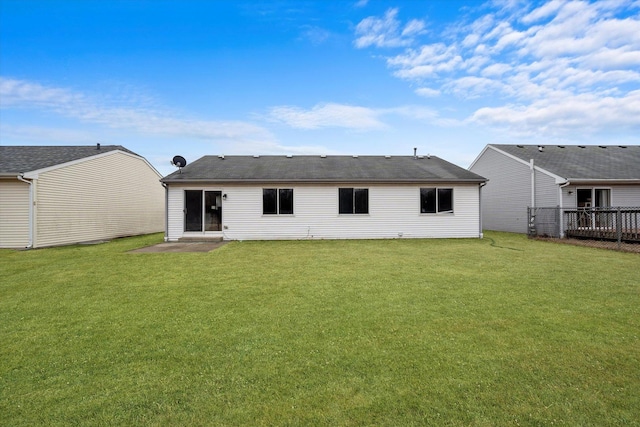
(1, 232), (639, 426)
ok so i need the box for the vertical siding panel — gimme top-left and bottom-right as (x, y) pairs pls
(167, 187), (185, 241)
(535, 170), (559, 207)
(612, 185), (640, 206)
(470, 148), (532, 233)
(0, 180), (30, 248)
(34, 153), (164, 247)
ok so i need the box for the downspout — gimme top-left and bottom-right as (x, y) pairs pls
(162, 182), (169, 242)
(558, 181), (571, 238)
(478, 182), (486, 239)
(530, 159), (535, 208)
(17, 174), (34, 249)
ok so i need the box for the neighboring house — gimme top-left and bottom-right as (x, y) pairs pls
(0, 145), (165, 248)
(469, 144), (640, 233)
(161, 155), (487, 241)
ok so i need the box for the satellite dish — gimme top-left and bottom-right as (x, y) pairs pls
(172, 155), (187, 168)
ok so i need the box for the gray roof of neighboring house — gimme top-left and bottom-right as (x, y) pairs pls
(0, 145), (139, 175)
(162, 155), (486, 183)
(490, 144), (640, 180)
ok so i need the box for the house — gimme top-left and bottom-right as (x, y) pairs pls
(160, 154), (487, 241)
(0, 145), (165, 248)
(469, 144), (640, 234)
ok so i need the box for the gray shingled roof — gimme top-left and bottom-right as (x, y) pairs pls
(0, 145), (139, 175)
(162, 155), (486, 183)
(490, 145), (640, 180)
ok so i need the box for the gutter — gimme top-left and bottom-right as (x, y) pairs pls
(162, 182), (169, 242)
(160, 178), (488, 185)
(558, 181), (571, 238)
(479, 182), (487, 239)
(530, 159), (535, 208)
(562, 179), (640, 185)
(16, 174), (34, 249)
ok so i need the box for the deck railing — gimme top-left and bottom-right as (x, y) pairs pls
(563, 207), (640, 243)
(528, 206), (640, 245)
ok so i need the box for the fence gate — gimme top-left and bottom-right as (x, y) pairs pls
(527, 207), (561, 238)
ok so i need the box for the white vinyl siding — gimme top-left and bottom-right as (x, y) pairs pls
(470, 147), (532, 233)
(612, 185), (640, 206)
(0, 180), (31, 248)
(167, 187), (187, 240)
(534, 170), (559, 207)
(167, 183), (481, 241)
(34, 152), (164, 247)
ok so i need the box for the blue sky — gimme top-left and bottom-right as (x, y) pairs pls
(1, 0), (639, 176)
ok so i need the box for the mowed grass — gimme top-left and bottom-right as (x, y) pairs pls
(1, 232), (638, 426)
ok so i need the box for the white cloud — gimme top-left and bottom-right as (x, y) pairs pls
(415, 87), (441, 97)
(0, 77), (276, 144)
(402, 19), (426, 37)
(267, 103), (386, 130)
(300, 26), (331, 45)
(471, 90), (640, 135)
(354, 8), (426, 48)
(267, 103), (453, 130)
(0, 124), (97, 143)
(481, 62), (511, 77)
(354, 0), (640, 137)
(521, 0), (564, 24)
(0, 78), (85, 109)
(445, 76), (511, 98)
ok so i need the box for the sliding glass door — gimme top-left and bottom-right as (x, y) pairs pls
(184, 190), (222, 232)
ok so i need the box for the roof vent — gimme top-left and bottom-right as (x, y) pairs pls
(286, 154), (293, 158)
(538, 145), (544, 152)
(96, 143), (101, 150)
(578, 145), (585, 148)
(353, 155), (358, 158)
(385, 155), (391, 159)
(517, 145), (524, 148)
(320, 154), (326, 158)
(418, 155), (424, 159)
(218, 155), (225, 159)
(599, 145), (607, 149)
(558, 145), (565, 148)
(619, 145), (627, 148)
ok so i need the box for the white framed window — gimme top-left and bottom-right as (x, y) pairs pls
(420, 188), (453, 214)
(263, 188), (294, 215)
(339, 188), (369, 214)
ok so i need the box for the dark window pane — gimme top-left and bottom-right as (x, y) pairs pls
(354, 188), (369, 214)
(185, 190), (203, 231)
(339, 188), (354, 214)
(279, 189), (294, 214)
(438, 188), (453, 213)
(263, 188), (277, 215)
(420, 188), (436, 213)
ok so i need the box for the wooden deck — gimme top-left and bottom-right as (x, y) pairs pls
(564, 227), (640, 243)
(563, 208), (640, 243)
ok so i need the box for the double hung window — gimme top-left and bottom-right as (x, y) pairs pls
(263, 188), (294, 215)
(420, 188), (453, 214)
(339, 188), (369, 214)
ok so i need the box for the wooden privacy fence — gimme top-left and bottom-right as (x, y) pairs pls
(528, 207), (640, 245)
